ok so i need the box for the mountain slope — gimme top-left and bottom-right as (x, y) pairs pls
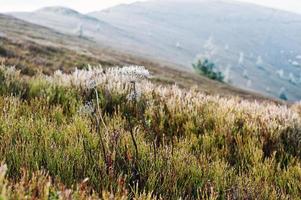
(9, 6), (137, 48)
(88, 0), (301, 101)
(9, 1), (301, 100)
(0, 13), (276, 102)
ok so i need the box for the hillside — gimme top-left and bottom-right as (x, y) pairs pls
(10, 6), (133, 46)
(9, 0), (301, 101)
(89, 0), (301, 101)
(0, 13), (276, 102)
(0, 64), (300, 199)
(1, 7), (301, 199)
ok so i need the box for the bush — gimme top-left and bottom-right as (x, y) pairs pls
(0, 65), (300, 199)
(193, 59), (224, 82)
(279, 90), (288, 101)
(0, 46), (14, 57)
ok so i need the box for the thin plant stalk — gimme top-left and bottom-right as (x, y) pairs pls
(94, 87), (109, 171)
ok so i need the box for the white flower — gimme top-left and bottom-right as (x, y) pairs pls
(0, 164), (7, 174)
(78, 102), (94, 115)
(108, 66), (150, 80)
(86, 79), (97, 89)
(47, 65), (150, 89)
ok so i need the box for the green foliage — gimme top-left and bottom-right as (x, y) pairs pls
(0, 66), (300, 199)
(280, 91), (288, 101)
(193, 59), (224, 82)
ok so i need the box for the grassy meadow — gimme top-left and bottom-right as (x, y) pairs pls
(0, 64), (301, 199)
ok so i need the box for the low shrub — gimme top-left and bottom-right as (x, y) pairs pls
(0, 65), (300, 199)
(193, 59), (224, 82)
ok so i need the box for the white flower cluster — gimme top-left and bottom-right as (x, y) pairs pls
(159, 85), (301, 136)
(292, 102), (301, 116)
(0, 64), (300, 131)
(107, 66), (150, 80)
(47, 65), (151, 91)
(48, 66), (104, 88)
(78, 101), (94, 115)
(0, 65), (20, 81)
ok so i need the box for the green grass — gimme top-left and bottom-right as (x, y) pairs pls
(0, 65), (300, 199)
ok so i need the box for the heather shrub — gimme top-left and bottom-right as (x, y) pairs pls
(292, 102), (301, 117)
(0, 65), (300, 199)
(0, 163), (155, 200)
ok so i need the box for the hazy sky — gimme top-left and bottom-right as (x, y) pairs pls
(238, 0), (301, 14)
(0, 0), (300, 14)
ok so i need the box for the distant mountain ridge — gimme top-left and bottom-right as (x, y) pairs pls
(9, 6), (134, 48)
(8, 0), (301, 101)
(36, 6), (81, 16)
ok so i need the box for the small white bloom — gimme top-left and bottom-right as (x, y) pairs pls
(86, 79), (97, 89)
(109, 66), (150, 80)
(0, 164), (8, 174)
(78, 102), (94, 115)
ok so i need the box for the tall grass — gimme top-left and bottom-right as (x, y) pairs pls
(0, 65), (301, 199)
